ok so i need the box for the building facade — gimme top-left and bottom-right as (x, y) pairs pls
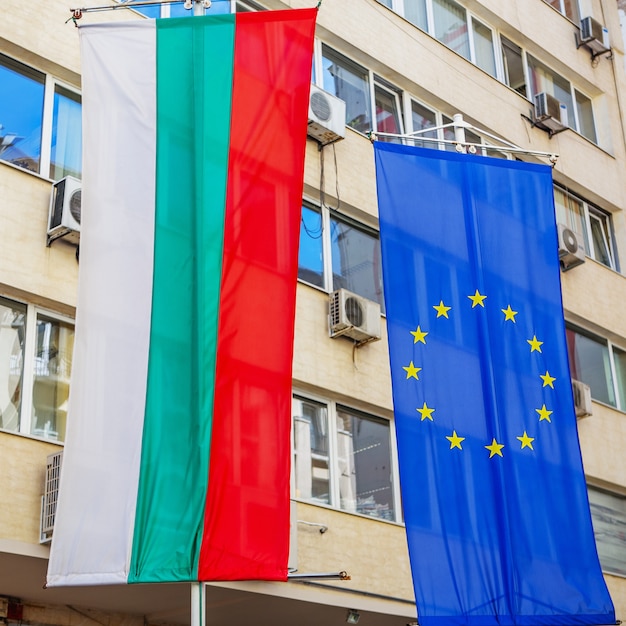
(1, 0), (626, 624)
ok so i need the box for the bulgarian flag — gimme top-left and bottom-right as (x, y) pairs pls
(46, 8), (316, 586)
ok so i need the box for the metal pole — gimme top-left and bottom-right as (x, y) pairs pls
(453, 113), (466, 152)
(191, 583), (206, 626)
(193, 0), (204, 15)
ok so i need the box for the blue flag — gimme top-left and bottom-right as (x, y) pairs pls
(374, 141), (615, 626)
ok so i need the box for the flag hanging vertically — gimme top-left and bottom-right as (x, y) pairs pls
(46, 9), (316, 587)
(374, 141), (615, 626)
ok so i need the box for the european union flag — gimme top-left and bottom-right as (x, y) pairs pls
(374, 142), (615, 626)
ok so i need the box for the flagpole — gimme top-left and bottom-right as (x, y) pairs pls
(191, 582), (206, 626)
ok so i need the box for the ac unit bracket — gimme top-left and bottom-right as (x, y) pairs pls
(521, 112), (569, 139)
(575, 32), (612, 62)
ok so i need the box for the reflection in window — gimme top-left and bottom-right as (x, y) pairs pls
(527, 55), (573, 124)
(336, 407), (394, 521)
(322, 46), (371, 134)
(588, 487), (626, 577)
(330, 214), (384, 310)
(501, 37), (526, 96)
(31, 315), (74, 441)
(0, 297), (74, 442)
(50, 86), (82, 180)
(293, 396), (330, 504)
(0, 55), (45, 174)
(566, 326), (616, 407)
(543, 0), (579, 22)
(0, 298), (26, 433)
(298, 204), (324, 288)
(410, 101), (438, 149)
(375, 83), (403, 138)
(433, 0), (469, 60)
(554, 185), (616, 269)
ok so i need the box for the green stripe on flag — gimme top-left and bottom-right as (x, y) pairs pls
(129, 15), (236, 583)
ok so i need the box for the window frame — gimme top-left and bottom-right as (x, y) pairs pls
(291, 391), (402, 523)
(554, 184), (617, 270)
(587, 485), (626, 577)
(566, 323), (626, 412)
(0, 297), (74, 443)
(0, 53), (81, 181)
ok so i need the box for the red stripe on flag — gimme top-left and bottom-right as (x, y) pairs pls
(198, 8), (316, 580)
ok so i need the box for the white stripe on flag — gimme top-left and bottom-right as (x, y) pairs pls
(47, 21), (157, 586)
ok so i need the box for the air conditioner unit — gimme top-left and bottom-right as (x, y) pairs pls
(580, 16), (610, 55)
(47, 175), (81, 245)
(308, 84), (346, 146)
(557, 223), (585, 270)
(329, 288), (381, 344)
(534, 92), (568, 133)
(572, 379), (592, 418)
(40, 450), (63, 544)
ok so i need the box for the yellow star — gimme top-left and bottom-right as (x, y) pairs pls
(416, 402), (435, 421)
(468, 289), (487, 308)
(527, 335), (543, 353)
(536, 404), (553, 422)
(501, 305), (518, 322)
(433, 300), (451, 318)
(485, 438), (504, 458)
(446, 430), (465, 449)
(403, 361), (422, 380)
(540, 371), (556, 388)
(410, 326), (428, 344)
(517, 431), (535, 450)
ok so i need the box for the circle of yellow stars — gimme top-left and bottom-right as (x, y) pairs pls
(402, 289), (558, 458)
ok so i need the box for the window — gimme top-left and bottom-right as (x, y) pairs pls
(588, 486), (626, 577)
(0, 296), (74, 442)
(566, 325), (626, 410)
(471, 18), (496, 77)
(554, 186), (617, 270)
(410, 101), (438, 148)
(298, 202), (385, 312)
(292, 394), (398, 522)
(298, 204), (324, 288)
(543, 0), (579, 23)
(527, 55), (597, 142)
(433, 0), (470, 60)
(0, 54), (81, 180)
(374, 79), (404, 138)
(321, 46), (371, 134)
(500, 37), (527, 96)
(331, 214), (384, 307)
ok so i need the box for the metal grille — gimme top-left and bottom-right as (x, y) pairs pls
(41, 450), (63, 542)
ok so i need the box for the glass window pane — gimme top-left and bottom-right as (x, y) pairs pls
(375, 85), (402, 137)
(472, 19), (496, 77)
(322, 46), (371, 134)
(50, 86), (82, 180)
(293, 397), (330, 504)
(566, 327), (615, 406)
(589, 211), (612, 268)
(336, 408), (394, 521)
(298, 204), (324, 288)
(501, 37), (526, 96)
(404, 0), (427, 29)
(0, 55), (45, 173)
(433, 0), (470, 60)
(377, 0), (393, 6)
(0, 298), (26, 433)
(31, 314), (74, 442)
(575, 90), (597, 143)
(410, 101), (438, 149)
(588, 487), (626, 576)
(614, 347), (626, 411)
(553, 187), (586, 247)
(330, 214), (384, 310)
